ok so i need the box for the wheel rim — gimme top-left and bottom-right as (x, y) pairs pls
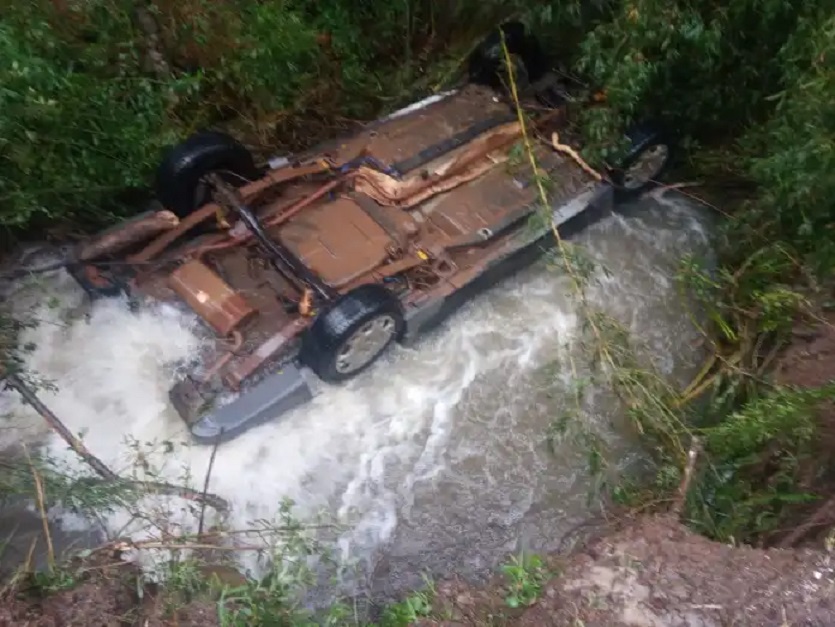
(335, 314), (397, 375)
(622, 144), (669, 190)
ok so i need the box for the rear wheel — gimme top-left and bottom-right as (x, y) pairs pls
(155, 130), (261, 219)
(467, 21), (547, 92)
(301, 284), (404, 383)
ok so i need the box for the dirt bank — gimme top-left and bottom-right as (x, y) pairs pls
(0, 560), (220, 627)
(3, 514), (833, 627)
(422, 514), (834, 626)
(770, 310), (835, 548)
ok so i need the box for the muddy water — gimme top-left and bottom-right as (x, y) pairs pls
(0, 191), (712, 600)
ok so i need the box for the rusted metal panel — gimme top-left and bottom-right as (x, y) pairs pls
(323, 84), (513, 169)
(277, 196), (395, 289)
(168, 260), (257, 336)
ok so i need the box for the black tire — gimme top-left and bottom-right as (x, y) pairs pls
(467, 21), (547, 91)
(610, 124), (673, 202)
(300, 284), (404, 383)
(155, 130), (261, 219)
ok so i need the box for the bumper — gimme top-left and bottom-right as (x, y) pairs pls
(171, 362), (314, 443)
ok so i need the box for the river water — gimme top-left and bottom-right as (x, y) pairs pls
(0, 190), (712, 601)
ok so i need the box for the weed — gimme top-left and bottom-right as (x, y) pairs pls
(378, 579), (436, 626)
(26, 566), (77, 595)
(501, 552), (550, 608)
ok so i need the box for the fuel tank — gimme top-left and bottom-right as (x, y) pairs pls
(168, 259), (257, 336)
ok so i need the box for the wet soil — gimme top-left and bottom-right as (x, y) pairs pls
(769, 310), (835, 548)
(4, 515), (834, 627)
(0, 555), (220, 627)
(422, 514), (835, 627)
(774, 312), (835, 391)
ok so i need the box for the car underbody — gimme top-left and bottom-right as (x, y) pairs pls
(70, 57), (671, 443)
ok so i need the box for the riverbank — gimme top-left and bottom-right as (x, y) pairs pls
(419, 514), (835, 626)
(2, 515), (833, 626)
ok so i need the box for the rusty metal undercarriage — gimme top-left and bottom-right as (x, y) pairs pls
(73, 82), (603, 441)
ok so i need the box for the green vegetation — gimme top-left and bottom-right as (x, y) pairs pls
(501, 553), (550, 608)
(548, 0), (835, 545)
(0, 0), (527, 232)
(2, 0), (835, 622)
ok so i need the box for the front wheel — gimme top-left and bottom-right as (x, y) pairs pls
(610, 126), (673, 202)
(300, 284), (404, 383)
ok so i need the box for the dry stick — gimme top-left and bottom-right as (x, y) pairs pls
(500, 35), (693, 464)
(23, 443), (55, 570)
(778, 494), (835, 548)
(24, 536), (38, 574)
(671, 436), (702, 519)
(551, 132), (603, 182)
(197, 431), (223, 537)
(4, 373), (230, 513)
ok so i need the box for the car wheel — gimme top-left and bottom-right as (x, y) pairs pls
(155, 130), (261, 219)
(467, 21), (547, 92)
(301, 284), (404, 383)
(611, 125), (673, 202)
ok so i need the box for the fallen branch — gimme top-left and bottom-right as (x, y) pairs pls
(4, 372), (230, 514)
(121, 540), (263, 552)
(778, 494), (835, 548)
(78, 210), (179, 261)
(197, 430), (223, 536)
(24, 443), (55, 570)
(672, 436), (702, 518)
(651, 181), (703, 193)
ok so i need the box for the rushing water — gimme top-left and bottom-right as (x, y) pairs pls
(0, 190), (712, 599)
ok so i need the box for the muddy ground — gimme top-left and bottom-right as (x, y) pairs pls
(422, 514), (835, 627)
(3, 514), (834, 626)
(0, 554), (222, 627)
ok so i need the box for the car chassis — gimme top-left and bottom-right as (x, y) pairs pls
(69, 40), (672, 443)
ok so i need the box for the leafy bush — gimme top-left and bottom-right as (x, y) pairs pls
(0, 6), (179, 229)
(0, 0), (528, 233)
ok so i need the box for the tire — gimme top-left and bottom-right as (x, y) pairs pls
(300, 284), (404, 383)
(610, 124), (673, 202)
(155, 130), (261, 219)
(467, 21), (547, 91)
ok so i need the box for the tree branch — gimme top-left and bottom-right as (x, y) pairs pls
(3, 372), (230, 514)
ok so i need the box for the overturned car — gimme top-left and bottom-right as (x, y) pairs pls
(70, 25), (672, 442)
